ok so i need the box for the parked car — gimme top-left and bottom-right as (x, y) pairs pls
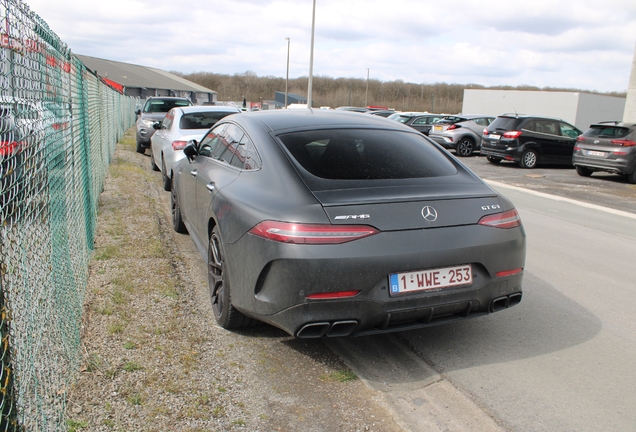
(135, 96), (192, 154)
(150, 105), (241, 190)
(481, 114), (582, 168)
(572, 121), (636, 184)
(171, 109), (526, 338)
(367, 109), (395, 118)
(389, 113), (444, 135)
(428, 115), (495, 156)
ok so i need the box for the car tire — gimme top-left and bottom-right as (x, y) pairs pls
(519, 149), (538, 168)
(486, 156), (502, 164)
(208, 226), (254, 329)
(575, 165), (593, 177)
(150, 149), (160, 171)
(136, 139), (145, 154)
(456, 137), (475, 157)
(627, 168), (636, 184)
(162, 158), (171, 191)
(171, 180), (187, 234)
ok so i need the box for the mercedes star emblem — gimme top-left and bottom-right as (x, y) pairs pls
(422, 206), (438, 222)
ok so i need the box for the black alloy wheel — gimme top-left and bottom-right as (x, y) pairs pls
(627, 168), (636, 184)
(162, 158), (171, 191)
(456, 137), (475, 157)
(136, 139), (145, 154)
(171, 181), (187, 233)
(208, 227), (252, 329)
(519, 149), (538, 168)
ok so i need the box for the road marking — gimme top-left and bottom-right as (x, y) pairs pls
(486, 180), (636, 221)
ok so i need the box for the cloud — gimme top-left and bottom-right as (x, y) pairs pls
(23, 0), (636, 92)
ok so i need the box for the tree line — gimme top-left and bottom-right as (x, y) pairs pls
(175, 70), (627, 114)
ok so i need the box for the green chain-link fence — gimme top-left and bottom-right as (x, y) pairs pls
(0, 1), (137, 429)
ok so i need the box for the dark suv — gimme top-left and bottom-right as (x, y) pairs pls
(135, 97), (192, 153)
(572, 121), (636, 184)
(481, 114), (581, 168)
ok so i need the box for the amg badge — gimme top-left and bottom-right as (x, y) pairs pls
(334, 214), (370, 220)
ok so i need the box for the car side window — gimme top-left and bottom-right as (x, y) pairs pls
(560, 122), (580, 139)
(198, 124), (227, 157)
(211, 123), (243, 164)
(412, 117), (428, 125)
(536, 120), (559, 135)
(230, 132), (262, 170)
(473, 118), (487, 126)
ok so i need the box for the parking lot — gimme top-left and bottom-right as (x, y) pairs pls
(458, 153), (636, 214)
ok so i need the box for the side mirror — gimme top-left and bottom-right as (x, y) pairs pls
(183, 140), (198, 162)
(135, 109), (141, 115)
(152, 122), (162, 130)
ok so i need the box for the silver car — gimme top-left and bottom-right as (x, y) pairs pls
(428, 115), (495, 156)
(150, 105), (241, 190)
(135, 97), (192, 154)
(572, 121), (636, 183)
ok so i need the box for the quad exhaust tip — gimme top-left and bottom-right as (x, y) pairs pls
(296, 320), (359, 338)
(490, 293), (522, 313)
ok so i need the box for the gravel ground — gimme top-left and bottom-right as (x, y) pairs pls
(64, 129), (405, 432)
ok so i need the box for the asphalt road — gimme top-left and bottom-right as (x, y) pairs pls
(328, 154), (636, 431)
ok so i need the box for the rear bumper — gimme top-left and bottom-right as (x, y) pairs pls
(573, 154), (634, 175)
(226, 223), (526, 337)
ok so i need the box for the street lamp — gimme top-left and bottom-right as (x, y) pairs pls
(307, 0), (316, 108)
(285, 37), (290, 108)
(364, 68), (369, 107)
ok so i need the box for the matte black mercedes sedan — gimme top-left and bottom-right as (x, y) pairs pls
(171, 109), (526, 338)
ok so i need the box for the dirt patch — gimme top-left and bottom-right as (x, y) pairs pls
(65, 128), (404, 432)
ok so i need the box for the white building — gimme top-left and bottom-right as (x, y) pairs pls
(462, 89), (626, 130)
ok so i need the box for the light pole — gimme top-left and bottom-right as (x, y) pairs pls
(348, 83), (352, 106)
(364, 68), (369, 107)
(307, 0), (316, 108)
(285, 37), (290, 108)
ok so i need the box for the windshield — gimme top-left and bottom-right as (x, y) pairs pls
(144, 99), (191, 114)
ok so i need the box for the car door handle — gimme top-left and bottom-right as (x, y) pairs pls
(190, 170), (197, 177)
(206, 182), (216, 192)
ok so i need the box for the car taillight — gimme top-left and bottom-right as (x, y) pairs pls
(478, 209), (522, 229)
(249, 221), (379, 244)
(576, 135), (586, 142)
(172, 140), (188, 151)
(483, 128), (488, 135)
(610, 139), (636, 147)
(447, 124), (459, 130)
(503, 130), (522, 139)
(496, 268), (523, 278)
(0, 141), (23, 157)
(573, 146), (581, 151)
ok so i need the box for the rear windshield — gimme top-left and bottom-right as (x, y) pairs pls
(583, 125), (632, 139)
(490, 117), (520, 130)
(179, 111), (237, 130)
(438, 116), (466, 124)
(144, 99), (191, 113)
(278, 129), (457, 180)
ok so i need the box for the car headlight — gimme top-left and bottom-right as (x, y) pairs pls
(139, 119), (156, 128)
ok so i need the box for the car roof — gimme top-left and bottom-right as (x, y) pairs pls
(233, 108), (416, 133)
(497, 113), (565, 122)
(589, 121), (636, 128)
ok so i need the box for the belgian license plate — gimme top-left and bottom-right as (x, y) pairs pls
(586, 150), (606, 157)
(389, 265), (472, 296)
(488, 134), (501, 140)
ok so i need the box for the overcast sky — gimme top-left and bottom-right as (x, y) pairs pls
(25, 0), (636, 93)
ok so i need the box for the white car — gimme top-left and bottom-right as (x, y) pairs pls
(150, 106), (241, 190)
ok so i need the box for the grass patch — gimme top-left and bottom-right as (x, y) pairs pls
(108, 322), (125, 334)
(126, 393), (143, 406)
(67, 419), (88, 431)
(123, 361), (143, 372)
(123, 341), (137, 350)
(94, 245), (121, 261)
(320, 369), (357, 383)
